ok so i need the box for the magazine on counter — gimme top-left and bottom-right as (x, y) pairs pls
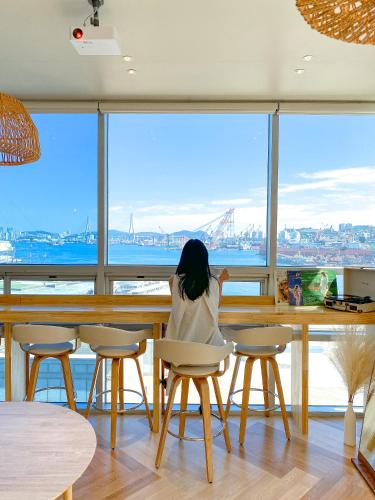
(274, 270), (289, 305)
(300, 269), (337, 306)
(287, 269), (338, 306)
(287, 271), (304, 306)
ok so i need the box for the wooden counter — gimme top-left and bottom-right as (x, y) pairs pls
(2, 295), (374, 436)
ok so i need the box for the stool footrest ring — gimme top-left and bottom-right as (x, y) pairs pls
(24, 386), (77, 406)
(167, 410), (225, 442)
(230, 387), (280, 413)
(92, 388), (144, 414)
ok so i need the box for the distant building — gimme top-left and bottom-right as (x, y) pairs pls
(278, 228), (301, 244)
(339, 223), (352, 232)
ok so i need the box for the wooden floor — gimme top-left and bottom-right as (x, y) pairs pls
(68, 413), (372, 499)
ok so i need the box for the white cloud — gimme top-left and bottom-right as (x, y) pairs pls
(280, 166), (375, 194)
(210, 198), (252, 207)
(299, 166), (375, 181)
(109, 205), (124, 213)
(108, 166), (375, 234)
(138, 203), (204, 214)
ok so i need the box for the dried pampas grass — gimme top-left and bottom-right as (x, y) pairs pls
(329, 326), (375, 403)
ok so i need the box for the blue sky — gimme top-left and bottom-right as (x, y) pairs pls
(0, 114), (97, 233)
(278, 115), (375, 231)
(1, 112), (374, 234)
(109, 114), (269, 234)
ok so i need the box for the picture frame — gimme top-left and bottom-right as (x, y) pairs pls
(352, 360), (375, 493)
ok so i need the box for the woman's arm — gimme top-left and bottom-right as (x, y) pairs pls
(168, 275), (174, 294)
(218, 268), (229, 302)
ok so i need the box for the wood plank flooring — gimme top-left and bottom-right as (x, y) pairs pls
(68, 413), (372, 499)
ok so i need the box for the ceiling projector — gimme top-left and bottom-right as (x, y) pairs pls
(70, 25), (121, 55)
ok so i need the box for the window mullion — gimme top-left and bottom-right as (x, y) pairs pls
(266, 112), (279, 294)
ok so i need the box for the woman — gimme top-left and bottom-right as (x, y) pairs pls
(166, 239), (229, 346)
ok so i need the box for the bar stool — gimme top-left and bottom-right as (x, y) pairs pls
(154, 339), (233, 483)
(222, 326), (293, 445)
(12, 324), (79, 411)
(79, 325), (153, 450)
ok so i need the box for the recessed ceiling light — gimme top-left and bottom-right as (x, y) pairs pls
(295, 68), (305, 74)
(123, 55), (132, 62)
(303, 54), (313, 62)
(127, 68), (136, 75)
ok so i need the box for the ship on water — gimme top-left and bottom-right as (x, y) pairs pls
(0, 240), (17, 263)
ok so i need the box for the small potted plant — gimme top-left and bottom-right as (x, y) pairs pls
(329, 326), (375, 447)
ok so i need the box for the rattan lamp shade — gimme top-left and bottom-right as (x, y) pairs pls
(0, 93), (40, 166)
(296, 0), (375, 45)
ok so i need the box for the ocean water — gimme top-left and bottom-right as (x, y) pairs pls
(7, 242), (343, 296)
(12, 242), (266, 266)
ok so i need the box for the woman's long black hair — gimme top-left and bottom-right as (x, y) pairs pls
(176, 239), (213, 301)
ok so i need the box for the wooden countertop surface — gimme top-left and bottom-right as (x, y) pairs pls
(0, 402), (96, 499)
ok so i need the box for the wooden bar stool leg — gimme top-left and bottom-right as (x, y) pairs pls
(119, 358), (125, 411)
(26, 355), (42, 401)
(155, 375), (181, 469)
(239, 357), (254, 446)
(63, 485), (73, 500)
(225, 355), (241, 419)
(260, 358), (270, 417)
(135, 357), (153, 430)
(212, 376), (231, 453)
(25, 352), (30, 394)
(161, 363), (166, 416)
(197, 377), (213, 483)
(178, 378), (190, 439)
(269, 357), (291, 440)
(110, 358), (120, 450)
(85, 356), (102, 419)
(60, 354), (77, 412)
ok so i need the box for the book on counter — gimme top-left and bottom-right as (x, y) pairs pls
(286, 269), (338, 306)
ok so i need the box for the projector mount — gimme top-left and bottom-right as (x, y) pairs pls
(84, 0), (104, 27)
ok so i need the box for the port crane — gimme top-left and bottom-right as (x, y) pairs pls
(194, 208), (235, 248)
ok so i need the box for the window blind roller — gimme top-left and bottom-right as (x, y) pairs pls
(98, 101), (278, 114)
(278, 101), (375, 115)
(21, 101), (99, 113)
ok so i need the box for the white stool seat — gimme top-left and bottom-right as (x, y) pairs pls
(172, 364), (220, 377)
(79, 325), (153, 449)
(235, 344), (286, 357)
(154, 339), (233, 483)
(13, 324), (78, 411)
(92, 344), (139, 357)
(23, 342), (74, 356)
(224, 326), (293, 445)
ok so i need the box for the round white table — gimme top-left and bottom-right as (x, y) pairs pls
(0, 402), (96, 500)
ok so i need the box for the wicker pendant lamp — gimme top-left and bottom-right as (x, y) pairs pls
(0, 93), (40, 166)
(296, 0), (375, 45)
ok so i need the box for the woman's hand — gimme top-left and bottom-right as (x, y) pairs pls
(219, 268), (230, 282)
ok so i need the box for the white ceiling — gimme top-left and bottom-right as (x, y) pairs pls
(2, 0), (375, 101)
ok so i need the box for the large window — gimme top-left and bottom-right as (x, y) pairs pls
(112, 280), (261, 296)
(108, 114), (269, 266)
(0, 114), (98, 265)
(1, 107), (373, 412)
(11, 280), (95, 295)
(278, 115), (375, 267)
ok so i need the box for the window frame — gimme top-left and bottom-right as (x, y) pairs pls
(0, 101), (374, 413)
(1, 102), (373, 292)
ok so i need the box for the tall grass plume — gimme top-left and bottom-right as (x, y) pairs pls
(329, 326), (375, 403)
